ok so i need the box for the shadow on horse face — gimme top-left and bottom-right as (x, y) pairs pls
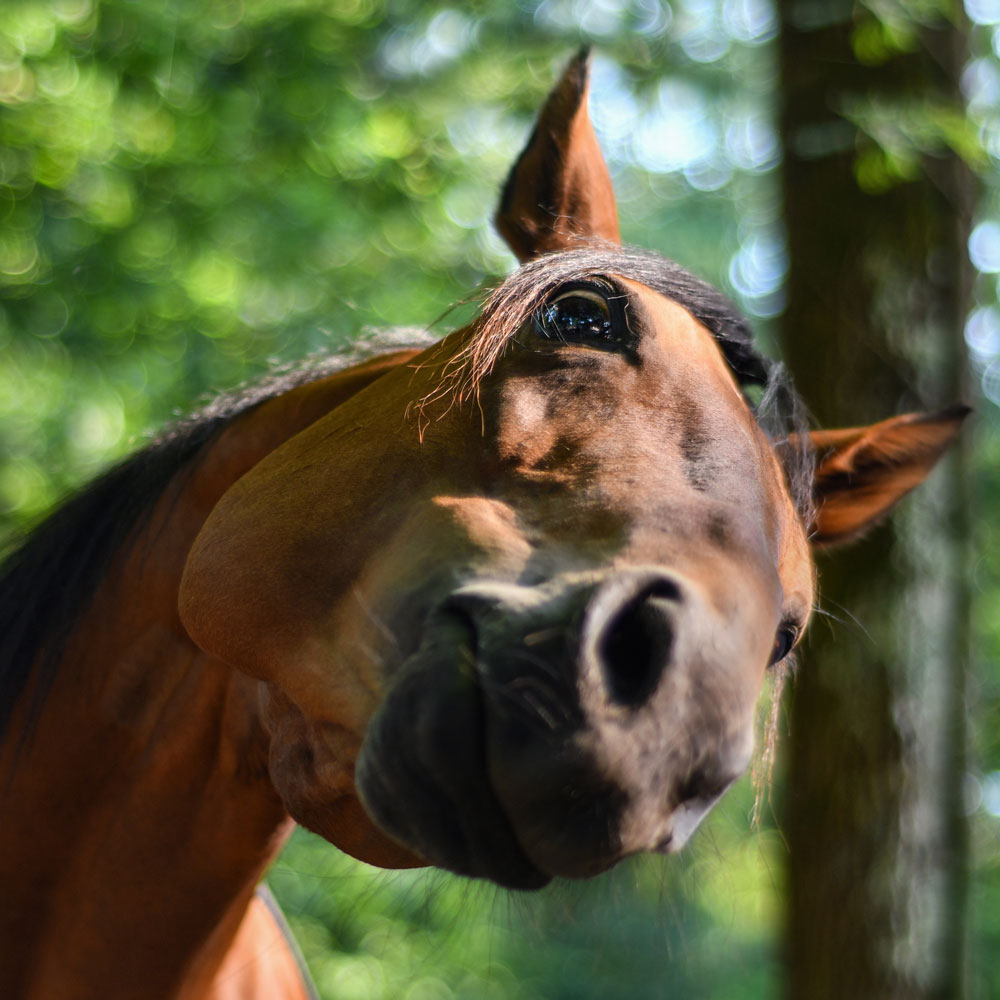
(178, 51), (965, 892)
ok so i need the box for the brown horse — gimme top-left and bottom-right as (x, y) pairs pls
(0, 51), (965, 1000)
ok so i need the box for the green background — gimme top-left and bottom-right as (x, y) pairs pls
(2, 1), (998, 996)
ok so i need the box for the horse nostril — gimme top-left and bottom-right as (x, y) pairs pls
(596, 579), (680, 709)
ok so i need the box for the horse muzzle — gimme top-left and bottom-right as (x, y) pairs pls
(355, 570), (759, 889)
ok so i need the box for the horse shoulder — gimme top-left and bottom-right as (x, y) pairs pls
(0, 349), (415, 999)
(181, 887), (317, 1000)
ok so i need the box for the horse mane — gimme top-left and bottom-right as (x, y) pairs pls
(0, 335), (431, 750)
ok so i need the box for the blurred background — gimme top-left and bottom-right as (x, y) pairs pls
(0, 1), (997, 997)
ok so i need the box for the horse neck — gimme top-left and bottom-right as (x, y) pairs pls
(0, 349), (418, 1000)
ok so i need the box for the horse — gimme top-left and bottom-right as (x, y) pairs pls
(0, 50), (966, 1000)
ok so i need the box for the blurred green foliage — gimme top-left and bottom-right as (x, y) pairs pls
(0, 2), (792, 995)
(272, 781), (786, 1000)
(3, 0), (999, 997)
(962, 6), (1000, 999)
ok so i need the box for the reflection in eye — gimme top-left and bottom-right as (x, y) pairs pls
(536, 289), (615, 344)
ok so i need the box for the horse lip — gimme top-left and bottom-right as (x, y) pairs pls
(666, 792), (726, 851)
(432, 606), (556, 889)
(356, 605), (552, 890)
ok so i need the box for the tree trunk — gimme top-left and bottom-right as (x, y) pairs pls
(776, 5), (973, 998)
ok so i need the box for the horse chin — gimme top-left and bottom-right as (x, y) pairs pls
(261, 686), (427, 869)
(355, 612), (553, 891)
(289, 791), (429, 871)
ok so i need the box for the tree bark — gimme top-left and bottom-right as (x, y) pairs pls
(776, 5), (973, 998)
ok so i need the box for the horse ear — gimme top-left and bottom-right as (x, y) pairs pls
(495, 48), (621, 261)
(799, 405), (969, 547)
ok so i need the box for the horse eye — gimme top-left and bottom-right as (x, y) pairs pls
(769, 625), (799, 667)
(536, 289), (616, 345)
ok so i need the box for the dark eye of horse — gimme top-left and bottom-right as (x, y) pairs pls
(536, 288), (617, 345)
(769, 625), (799, 667)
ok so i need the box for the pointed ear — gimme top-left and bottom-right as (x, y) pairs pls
(495, 48), (621, 261)
(799, 405), (969, 547)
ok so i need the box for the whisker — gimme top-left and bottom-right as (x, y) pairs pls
(478, 673), (576, 733)
(810, 597), (874, 643)
(350, 587), (400, 650)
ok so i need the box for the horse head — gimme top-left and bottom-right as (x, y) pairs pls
(178, 52), (965, 890)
